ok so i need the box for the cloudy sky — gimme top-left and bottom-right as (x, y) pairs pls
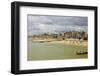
(27, 15), (88, 36)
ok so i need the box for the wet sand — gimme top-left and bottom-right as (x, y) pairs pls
(28, 38), (88, 61)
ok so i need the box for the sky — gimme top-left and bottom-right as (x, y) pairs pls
(27, 15), (88, 36)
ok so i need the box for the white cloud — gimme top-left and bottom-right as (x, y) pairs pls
(28, 15), (88, 36)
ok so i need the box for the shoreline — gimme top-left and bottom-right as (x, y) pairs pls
(30, 38), (87, 47)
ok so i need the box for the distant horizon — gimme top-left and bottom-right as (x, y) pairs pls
(28, 15), (88, 36)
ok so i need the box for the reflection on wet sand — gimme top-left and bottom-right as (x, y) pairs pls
(28, 38), (87, 61)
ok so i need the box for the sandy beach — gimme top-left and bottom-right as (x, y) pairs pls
(32, 38), (87, 47)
